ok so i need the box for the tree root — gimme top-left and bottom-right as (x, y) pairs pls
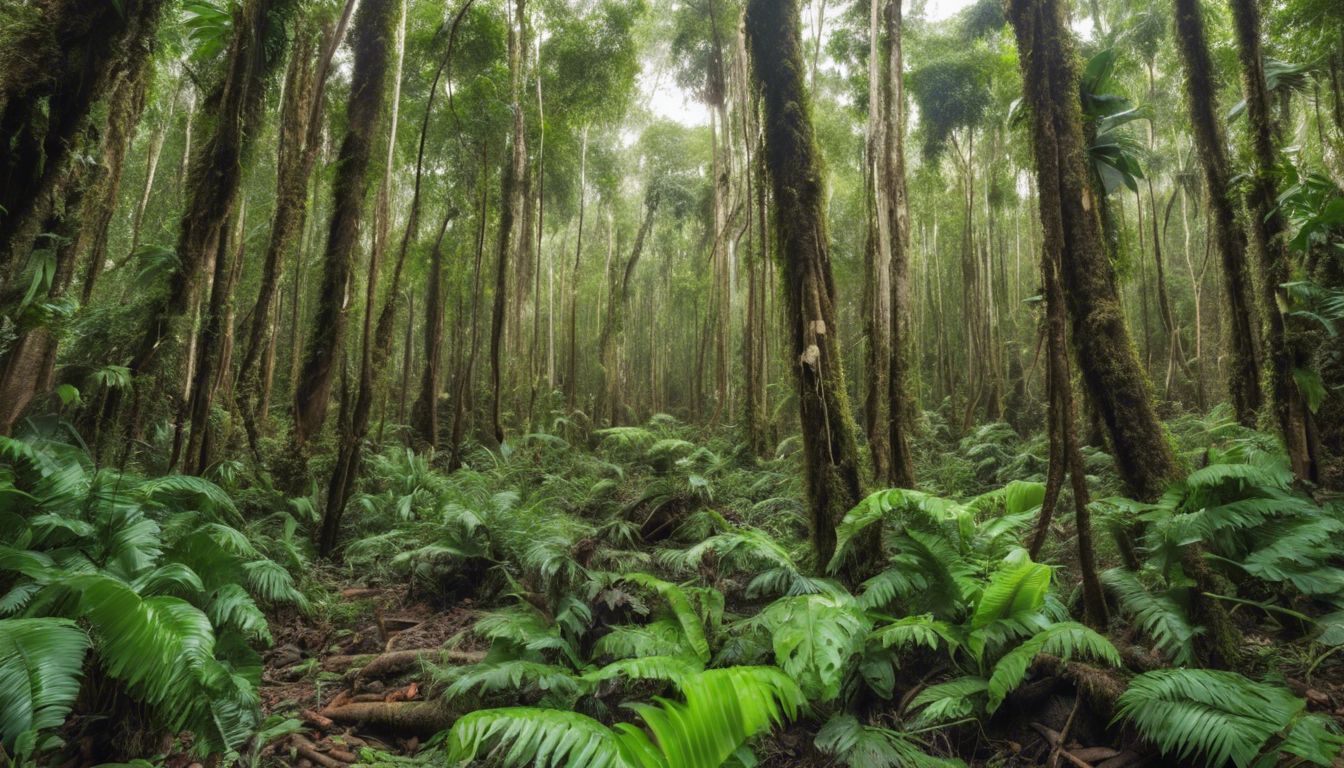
(319, 701), (461, 735)
(1033, 654), (1127, 722)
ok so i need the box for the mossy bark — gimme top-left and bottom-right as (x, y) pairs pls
(314, 0), (400, 557)
(237, 22), (324, 454)
(745, 0), (868, 571)
(882, 0), (916, 489)
(294, 0), (394, 449)
(1005, 0), (1177, 503)
(115, 0), (291, 451)
(0, 0), (166, 279)
(1229, 0), (1319, 482)
(1172, 0), (1262, 426)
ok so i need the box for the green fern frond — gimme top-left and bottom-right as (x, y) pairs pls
(0, 618), (89, 749)
(870, 614), (960, 655)
(443, 660), (581, 702)
(986, 622), (1120, 713)
(1101, 568), (1197, 665)
(621, 573), (711, 663)
(749, 593), (870, 702)
(1116, 669), (1344, 768)
(580, 655), (704, 689)
(815, 714), (962, 768)
(909, 677), (989, 725)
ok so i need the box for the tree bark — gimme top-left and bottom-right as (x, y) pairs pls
(488, 0), (529, 446)
(294, 0), (395, 450)
(745, 0), (867, 571)
(1006, 0), (1178, 502)
(1172, 0), (1262, 425)
(1229, 0), (1319, 481)
(882, 0), (916, 488)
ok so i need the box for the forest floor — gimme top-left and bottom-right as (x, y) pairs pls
(134, 413), (1344, 768)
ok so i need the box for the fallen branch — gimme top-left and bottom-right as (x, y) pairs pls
(301, 709), (334, 730)
(321, 648), (483, 676)
(291, 735), (351, 768)
(320, 701), (460, 735)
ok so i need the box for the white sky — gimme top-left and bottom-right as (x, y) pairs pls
(644, 0), (980, 126)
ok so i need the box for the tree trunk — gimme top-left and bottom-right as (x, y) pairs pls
(1006, 0), (1178, 502)
(745, 0), (867, 571)
(882, 0), (916, 488)
(863, 0), (893, 482)
(0, 0), (166, 280)
(293, 0), (395, 450)
(489, 0), (529, 446)
(1172, 0), (1262, 425)
(1229, 0), (1319, 481)
(318, 0), (404, 558)
(116, 0), (292, 449)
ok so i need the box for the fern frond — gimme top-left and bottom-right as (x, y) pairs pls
(1116, 669), (1344, 768)
(1101, 568), (1197, 665)
(815, 714), (962, 768)
(620, 573), (711, 663)
(750, 594), (869, 702)
(909, 677), (989, 725)
(0, 618), (89, 748)
(986, 622), (1120, 713)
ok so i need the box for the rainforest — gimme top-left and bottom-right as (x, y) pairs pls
(3, 0), (1344, 765)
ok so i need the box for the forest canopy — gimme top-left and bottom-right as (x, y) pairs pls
(3, 0), (1344, 765)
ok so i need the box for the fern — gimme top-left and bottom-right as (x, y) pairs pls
(0, 618), (88, 749)
(1101, 568), (1197, 665)
(815, 714), (962, 768)
(445, 667), (803, 768)
(620, 573), (711, 663)
(747, 593), (870, 702)
(1116, 669), (1344, 767)
(909, 677), (989, 725)
(985, 622), (1120, 713)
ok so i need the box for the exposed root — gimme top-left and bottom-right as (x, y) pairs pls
(319, 701), (461, 735)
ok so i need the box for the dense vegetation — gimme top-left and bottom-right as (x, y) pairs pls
(2, 0), (1344, 765)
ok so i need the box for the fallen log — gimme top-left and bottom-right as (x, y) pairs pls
(320, 648), (484, 676)
(320, 701), (461, 735)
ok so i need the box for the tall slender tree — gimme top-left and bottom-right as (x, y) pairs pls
(1172, 0), (1262, 426)
(292, 0), (397, 450)
(1006, 0), (1178, 503)
(1229, 0), (1319, 481)
(745, 0), (866, 569)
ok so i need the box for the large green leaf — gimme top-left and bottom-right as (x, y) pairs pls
(0, 618), (89, 748)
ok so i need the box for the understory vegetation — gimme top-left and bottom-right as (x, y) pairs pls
(4, 409), (1344, 766)
(4, 0), (1344, 763)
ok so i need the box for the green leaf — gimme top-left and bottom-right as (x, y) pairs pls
(0, 618), (89, 749)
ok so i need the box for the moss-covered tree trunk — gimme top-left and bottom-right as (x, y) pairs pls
(236, 20), (327, 454)
(862, 0), (893, 482)
(114, 0), (291, 453)
(1172, 0), (1262, 426)
(1229, 0), (1319, 482)
(0, 0), (165, 279)
(293, 0), (394, 450)
(315, 0), (401, 557)
(745, 0), (866, 570)
(1006, 0), (1177, 503)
